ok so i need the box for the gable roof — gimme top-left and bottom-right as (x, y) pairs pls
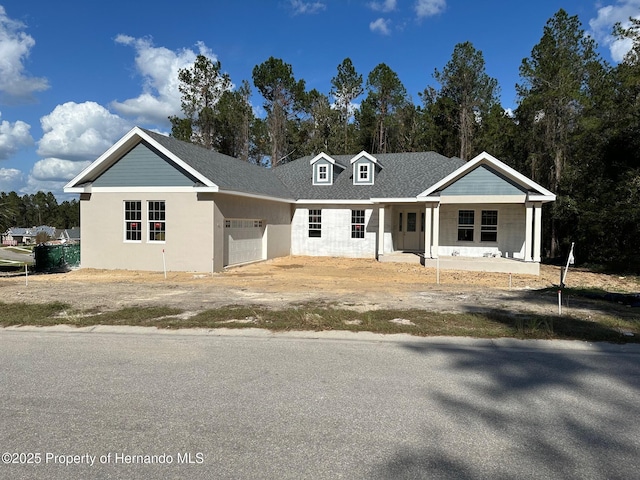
(419, 151), (556, 201)
(65, 128), (555, 204)
(65, 127), (295, 201)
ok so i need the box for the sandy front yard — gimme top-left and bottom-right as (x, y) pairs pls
(1, 256), (638, 318)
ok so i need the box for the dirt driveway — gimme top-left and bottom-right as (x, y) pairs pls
(2, 256), (638, 319)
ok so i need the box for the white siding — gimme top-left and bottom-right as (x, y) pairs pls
(291, 206), (377, 258)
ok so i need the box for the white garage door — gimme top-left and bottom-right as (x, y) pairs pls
(225, 219), (264, 266)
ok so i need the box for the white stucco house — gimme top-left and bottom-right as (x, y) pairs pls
(64, 127), (555, 275)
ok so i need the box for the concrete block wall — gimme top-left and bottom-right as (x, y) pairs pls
(291, 205), (377, 257)
(438, 204), (526, 258)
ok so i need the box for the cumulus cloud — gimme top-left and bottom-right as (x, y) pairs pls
(0, 5), (49, 104)
(290, 0), (326, 15)
(37, 101), (131, 161)
(369, 0), (397, 13)
(111, 35), (222, 125)
(589, 0), (640, 63)
(0, 167), (23, 191)
(0, 113), (33, 160)
(31, 158), (90, 182)
(414, 0), (446, 19)
(370, 18), (392, 35)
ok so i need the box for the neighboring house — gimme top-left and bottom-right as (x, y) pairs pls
(64, 127), (555, 274)
(2, 226), (57, 246)
(57, 227), (81, 243)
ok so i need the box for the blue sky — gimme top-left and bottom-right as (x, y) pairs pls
(1, 0), (638, 199)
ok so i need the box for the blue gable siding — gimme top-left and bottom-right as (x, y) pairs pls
(313, 158), (333, 185)
(441, 164), (526, 196)
(92, 141), (199, 187)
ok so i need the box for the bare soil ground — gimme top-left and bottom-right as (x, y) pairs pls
(1, 256), (638, 319)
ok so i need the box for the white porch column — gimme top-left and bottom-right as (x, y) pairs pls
(432, 203), (440, 258)
(378, 205), (385, 258)
(424, 204), (432, 258)
(525, 202), (533, 262)
(533, 203), (542, 262)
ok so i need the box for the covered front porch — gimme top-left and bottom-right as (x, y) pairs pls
(374, 200), (546, 275)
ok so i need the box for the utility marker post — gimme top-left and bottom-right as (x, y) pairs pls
(162, 249), (167, 279)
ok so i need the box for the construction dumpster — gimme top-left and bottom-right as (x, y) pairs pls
(33, 243), (81, 272)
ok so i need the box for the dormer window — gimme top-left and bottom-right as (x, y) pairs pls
(351, 151), (379, 185)
(318, 165), (328, 181)
(358, 163), (370, 182)
(311, 152), (341, 186)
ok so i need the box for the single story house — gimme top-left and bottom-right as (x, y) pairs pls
(57, 227), (81, 243)
(64, 127), (555, 274)
(2, 226), (58, 246)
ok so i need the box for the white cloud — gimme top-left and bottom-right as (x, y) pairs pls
(0, 5), (49, 104)
(369, 0), (397, 13)
(414, 0), (446, 19)
(0, 167), (23, 191)
(31, 158), (90, 182)
(290, 0), (326, 15)
(0, 113), (33, 160)
(38, 101), (131, 161)
(589, 1), (640, 63)
(370, 18), (392, 35)
(111, 35), (221, 125)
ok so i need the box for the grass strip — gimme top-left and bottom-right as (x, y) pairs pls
(0, 302), (637, 343)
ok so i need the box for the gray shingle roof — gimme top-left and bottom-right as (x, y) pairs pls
(142, 129), (294, 200)
(143, 130), (464, 201)
(273, 152), (465, 200)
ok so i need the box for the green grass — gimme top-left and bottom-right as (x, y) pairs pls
(1, 301), (638, 343)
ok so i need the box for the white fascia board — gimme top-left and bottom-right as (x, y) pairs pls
(63, 186), (90, 194)
(217, 189), (295, 204)
(81, 186), (209, 193)
(134, 129), (217, 187)
(527, 193), (557, 202)
(310, 152), (335, 165)
(439, 194), (527, 204)
(65, 126), (142, 189)
(350, 150), (379, 166)
(370, 197), (419, 203)
(418, 151), (555, 198)
(296, 199), (374, 205)
(64, 126), (218, 190)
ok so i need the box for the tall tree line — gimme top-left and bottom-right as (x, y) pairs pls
(0, 191), (79, 232)
(168, 8), (640, 271)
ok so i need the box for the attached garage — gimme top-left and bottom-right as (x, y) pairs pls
(224, 219), (265, 266)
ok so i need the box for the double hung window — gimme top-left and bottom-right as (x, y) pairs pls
(309, 209), (322, 237)
(124, 201), (142, 241)
(457, 210), (475, 241)
(351, 210), (365, 238)
(481, 210), (498, 242)
(148, 201), (166, 242)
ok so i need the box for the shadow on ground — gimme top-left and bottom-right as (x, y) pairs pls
(375, 341), (640, 479)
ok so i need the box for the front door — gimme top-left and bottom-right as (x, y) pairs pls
(398, 210), (421, 251)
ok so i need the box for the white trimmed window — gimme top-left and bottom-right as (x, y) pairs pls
(309, 209), (322, 237)
(351, 210), (365, 238)
(124, 201), (142, 242)
(481, 210), (498, 242)
(359, 163), (369, 181)
(457, 210), (474, 242)
(148, 200), (166, 242)
(318, 165), (328, 180)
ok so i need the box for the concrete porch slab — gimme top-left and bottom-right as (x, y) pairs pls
(379, 252), (540, 275)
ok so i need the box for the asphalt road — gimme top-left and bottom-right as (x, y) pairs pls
(1, 328), (639, 480)
(0, 247), (32, 264)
